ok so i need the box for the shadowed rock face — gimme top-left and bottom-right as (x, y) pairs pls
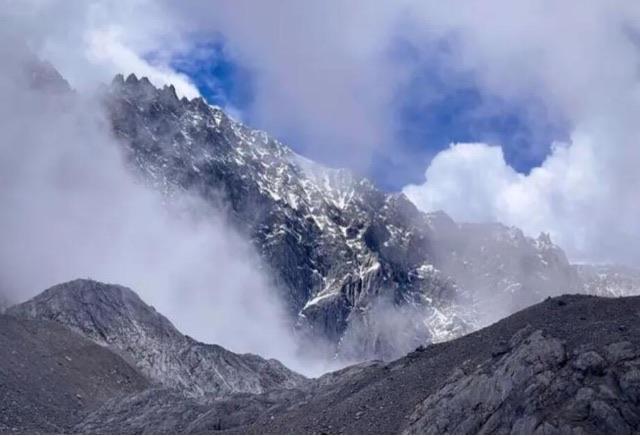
(7, 279), (305, 399)
(0, 313), (148, 434)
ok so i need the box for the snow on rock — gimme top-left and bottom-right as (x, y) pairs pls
(104, 74), (590, 362)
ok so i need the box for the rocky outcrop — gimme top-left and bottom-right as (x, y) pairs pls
(7, 279), (305, 398)
(426, 215), (583, 324)
(405, 328), (640, 434)
(74, 388), (209, 434)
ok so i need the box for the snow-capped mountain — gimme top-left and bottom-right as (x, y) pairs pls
(103, 74), (585, 360)
(8, 279), (305, 398)
(576, 264), (640, 298)
(16, 52), (632, 362)
(425, 214), (584, 324)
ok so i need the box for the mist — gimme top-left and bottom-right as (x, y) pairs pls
(0, 45), (336, 376)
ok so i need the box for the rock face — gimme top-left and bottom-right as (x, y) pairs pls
(427, 218), (583, 324)
(7, 279), (305, 398)
(0, 294), (10, 313)
(103, 74), (583, 360)
(0, 313), (148, 434)
(75, 388), (209, 434)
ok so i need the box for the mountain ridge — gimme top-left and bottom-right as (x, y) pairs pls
(103, 73), (601, 361)
(7, 279), (305, 398)
(21, 291), (637, 435)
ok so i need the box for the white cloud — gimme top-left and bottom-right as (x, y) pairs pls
(404, 128), (640, 265)
(3, 1), (640, 280)
(400, 2), (640, 267)
(1, 0), (200, 97)
(403, 143), (520, 223)
(85, 27), (200, 99)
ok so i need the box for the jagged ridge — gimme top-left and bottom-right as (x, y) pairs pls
(103, 73), (589, 361)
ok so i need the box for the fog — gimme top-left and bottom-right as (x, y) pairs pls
(0, 45), (336, 376)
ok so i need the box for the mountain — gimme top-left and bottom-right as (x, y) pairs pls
(59, 294), (640, 434)
(0, 312), (148, 433)
(426, 216), (584, 324)
(7, 279), (305, 398)
(576, 264), (640, 298)
(103, 74), (583, 360)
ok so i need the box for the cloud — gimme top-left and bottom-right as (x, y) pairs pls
(3, 0), (640, 338)
(401, 2), (640, 267)
(1, 0), (200, 97)
(403, 143), (520, 223)
(160, 0), (406, 172)
(404, 133), (640, 266)
(85, 27), (200, 99)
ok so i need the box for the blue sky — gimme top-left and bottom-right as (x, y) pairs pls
(169, 37), (568, 191)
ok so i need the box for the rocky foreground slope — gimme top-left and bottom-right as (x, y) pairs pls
(7, 279), (305, 399)
(5, 280), (640, 434)
(205, 294), (640, 434)
(0, 313), (148, 433)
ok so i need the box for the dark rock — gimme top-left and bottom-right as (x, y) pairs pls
(573, 351), (605, 375)
(0, 313), (148, 433)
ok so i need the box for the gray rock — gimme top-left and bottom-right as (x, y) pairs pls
(8, 279), (305, 398)
(573, 350), (605, 374)
(576, 264), (640, 298)
(0, 313), (148, 433)
(404, 329), (566, 434)
(605, 341), (637, 363)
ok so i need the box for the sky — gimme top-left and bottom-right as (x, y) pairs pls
(2, 0), (640, 268)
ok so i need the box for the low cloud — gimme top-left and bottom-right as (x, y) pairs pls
(404, 133), (640, 267)
(401, 2), (640, 268)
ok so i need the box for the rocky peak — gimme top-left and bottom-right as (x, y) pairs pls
(100, 74), (592, 361)
(7, 278), (181, 346)
(103, 75), (469, 361)
(8, 279), (305, 398)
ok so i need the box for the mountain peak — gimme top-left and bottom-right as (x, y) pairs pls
(102, 73), (590, 360)
(9, 278), (180, 345)
(8, 279), (305, 398)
